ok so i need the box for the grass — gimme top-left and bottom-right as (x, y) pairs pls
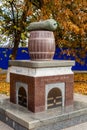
(0, 73), (87, 96)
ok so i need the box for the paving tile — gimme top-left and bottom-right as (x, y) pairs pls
(0, 121), (14, 130)
(63, 122), (87, 130)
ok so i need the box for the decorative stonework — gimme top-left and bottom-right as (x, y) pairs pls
(16, 82), (28, 107)
(28, 31), (55, 60)
(45, 82), (65, 110)
(8, 66), (72, 78)
(7, 60), (75, 82)
(9, 60), (74, 113)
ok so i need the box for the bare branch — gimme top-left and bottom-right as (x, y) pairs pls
(13, 2), (19, 27)
(8, 1), (15, 25)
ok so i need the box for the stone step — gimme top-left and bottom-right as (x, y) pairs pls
(0, 94), (87, 130)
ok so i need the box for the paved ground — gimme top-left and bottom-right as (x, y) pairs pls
(63, 94), (87, 130)
(63, 122), (87, 130)
(0, 121), (14, 130)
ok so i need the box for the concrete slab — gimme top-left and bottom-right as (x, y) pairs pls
(9, 60), (75, 68)
(0, 94), (87, 130)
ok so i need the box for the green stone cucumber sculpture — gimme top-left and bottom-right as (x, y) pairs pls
(28, 19), (58, 31)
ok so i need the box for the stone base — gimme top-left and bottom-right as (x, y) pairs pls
(10, 73), (74, 112)
(0, 94), (87, 130)
(9, 60), (75, 113)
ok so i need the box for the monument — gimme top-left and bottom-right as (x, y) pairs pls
(1, 19), (87, 130)
(9, 19), (75, 113)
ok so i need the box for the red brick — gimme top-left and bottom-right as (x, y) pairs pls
(10, 73), (74, 113)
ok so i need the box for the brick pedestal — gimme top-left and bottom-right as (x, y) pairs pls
(9, 60), (75, 113)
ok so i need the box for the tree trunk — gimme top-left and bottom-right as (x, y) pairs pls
(11, 0), (43, 60)
(11, 31), (21, 60)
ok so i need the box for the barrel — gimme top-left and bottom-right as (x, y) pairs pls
(28, 31), (55, 60)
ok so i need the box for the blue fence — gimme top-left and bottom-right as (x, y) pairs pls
(0, 47), (87, 70)
(0, 48), (29, 70)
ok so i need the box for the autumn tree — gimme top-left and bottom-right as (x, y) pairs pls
(0, 0), (43, 59)
(37, 0), (87, 64)
(0, 0), (87, 64)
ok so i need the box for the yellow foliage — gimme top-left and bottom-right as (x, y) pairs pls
(27, 10), (33, 16)
(74, 73), (87, 95)
(0, 74), (10, 96)
(79, 28), (86, 36)
(39, 0), (87, 50)
(67, 21), (80, 34)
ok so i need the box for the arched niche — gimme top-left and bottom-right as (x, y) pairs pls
(18, 87), (27, 107)
(16, 82), (28, 108)
(47, 88), (62, 109)
(45, 82), (65, 110)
